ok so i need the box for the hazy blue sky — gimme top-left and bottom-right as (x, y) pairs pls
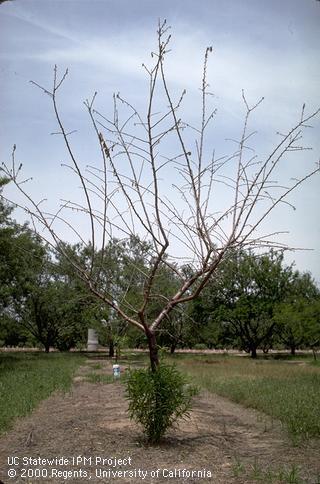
(1, 0), (319, 281)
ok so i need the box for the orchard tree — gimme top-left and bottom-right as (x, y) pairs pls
(273, 272), (320, 355)
(304, 299), (320, 360)
(195, 250), (296, 357)
(188, 297), (229, 350)
(0, 192), (94, 351)
(1, 21), (319, 370)
(20, 274), (89, 352)
(0, 177), (46, 329)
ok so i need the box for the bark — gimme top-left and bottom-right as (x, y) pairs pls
(250, 346), (257, 358)
(108, 339), (115, 358)
(145, 328), (159, 372)
(290, 346), (296, 356)
(170, 343), (176, 354)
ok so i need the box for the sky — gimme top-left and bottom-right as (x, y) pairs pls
(0, 0), (320, 281)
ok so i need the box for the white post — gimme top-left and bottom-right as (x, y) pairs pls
(87, 328), (99, 351)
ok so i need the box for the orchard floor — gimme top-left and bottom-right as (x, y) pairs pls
(0, 358), (319, 484)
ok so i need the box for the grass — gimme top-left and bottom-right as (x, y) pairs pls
(232, 458), (304, 483)
(89, 363), (103, 370)
(0, 351), (84, 434)
(84, 372), (114, 384)
(170, 353), (320, 442)
(3, 349), (317, 445)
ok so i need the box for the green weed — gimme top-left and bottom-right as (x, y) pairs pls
(89, 363), (103, 370)
(85, 372), (114, 384)
(125, 363), (198, 443)
(232, 459), (304, 483)
(0, 352), (84, 434)
(232, 457), (245, 477)
(174, 354), (320, 442)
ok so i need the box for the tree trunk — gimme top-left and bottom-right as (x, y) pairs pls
(145, 328), (159, 372)
(44, 344), (50, 353)
(109, 339), (115, 358)
(290, 345), (296, 356)
(250, 346), (257, 358)
(170, 342), (176, 354)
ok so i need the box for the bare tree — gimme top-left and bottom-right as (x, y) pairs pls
(1, 20), (319, 370)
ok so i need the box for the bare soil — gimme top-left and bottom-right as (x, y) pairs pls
(0, 358), (319, 484)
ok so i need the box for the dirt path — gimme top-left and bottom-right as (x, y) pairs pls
(0, 359), (319, 484)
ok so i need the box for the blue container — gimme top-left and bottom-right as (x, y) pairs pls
(113, 364), (120, 378)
